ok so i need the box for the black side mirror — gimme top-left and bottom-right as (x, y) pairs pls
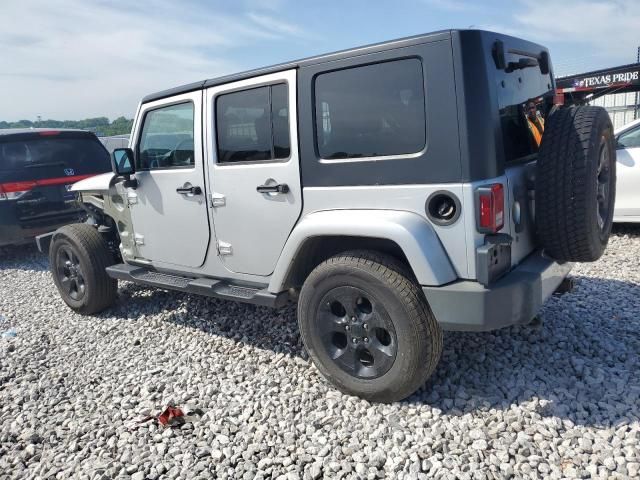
(111, 148), (137, 188)
(111, 148), (135, 176)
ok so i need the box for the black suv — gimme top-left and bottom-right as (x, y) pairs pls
(0, 129), (111, 247)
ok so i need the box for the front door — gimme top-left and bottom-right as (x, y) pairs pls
(205, 70), (302, 276)
(129, 91), (210, 268)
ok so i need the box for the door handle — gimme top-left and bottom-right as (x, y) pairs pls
(176, 185), (202, 195)
(256, 183), (289, 194)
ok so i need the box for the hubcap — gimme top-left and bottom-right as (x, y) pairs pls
(316, 286), (397, 379)
(596, 139), (611, 232)
(56, 246), (86, 301)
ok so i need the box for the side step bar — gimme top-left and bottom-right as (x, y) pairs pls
(106, 264), (289, 308)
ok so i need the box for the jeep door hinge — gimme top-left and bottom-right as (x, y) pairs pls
(134, 233), (145, 246)
(127, 191), (138, 206)
(217, 241), (232, 255)
(209, 192), (226, 208)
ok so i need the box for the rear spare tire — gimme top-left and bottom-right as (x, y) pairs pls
(535, 106), (616, 262)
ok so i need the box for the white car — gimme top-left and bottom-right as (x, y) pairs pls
(615, 118), (640, 222)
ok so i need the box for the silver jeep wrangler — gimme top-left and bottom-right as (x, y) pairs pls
(43, 30), (616, 402)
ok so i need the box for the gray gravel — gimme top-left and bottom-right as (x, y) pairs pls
(1, 226), (639, 480)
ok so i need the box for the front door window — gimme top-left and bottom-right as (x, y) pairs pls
(137, 102), (195, 170)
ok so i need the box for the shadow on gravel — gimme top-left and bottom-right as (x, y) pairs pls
(108, 272), (640, 429)
(409, 275), (640, 429)
(106, 282), (303, 357)
(0, 244), (49, 272)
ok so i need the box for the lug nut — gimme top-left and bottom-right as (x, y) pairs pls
(351, 316), (356, 321)
(345, 325), (350, 331)
(363, 323), (368, 330)
(352, 338), (358, 344)
(364, 337), (369, 343)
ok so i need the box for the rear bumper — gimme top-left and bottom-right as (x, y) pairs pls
(423, 250), (572, 331)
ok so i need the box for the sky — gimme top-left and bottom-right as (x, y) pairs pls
(2, 0), (640, 121)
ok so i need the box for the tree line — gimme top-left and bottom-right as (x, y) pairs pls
(0, 116), (133, 136)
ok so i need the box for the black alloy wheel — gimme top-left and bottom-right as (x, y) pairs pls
(55, 245), (87, 301)
(317, 286), (397, 379)
(596, 138), (612, 233)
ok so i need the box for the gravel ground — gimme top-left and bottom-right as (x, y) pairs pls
(1, 226), (639, 480)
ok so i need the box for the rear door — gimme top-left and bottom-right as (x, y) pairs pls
(0, 131), (111, 223)
(492, 38), (554, 266)
(128, 91), (210, 268)
(205, 70), (302, 276)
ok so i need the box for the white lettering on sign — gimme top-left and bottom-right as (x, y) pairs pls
(574, 71), (640, 89)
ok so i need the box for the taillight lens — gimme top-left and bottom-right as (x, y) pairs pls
(0, 174), (93, 201)
(0, 181), (36, 201)
(477, 183), (504, 233)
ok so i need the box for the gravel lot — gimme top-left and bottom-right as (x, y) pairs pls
(1, 226), (639, 480)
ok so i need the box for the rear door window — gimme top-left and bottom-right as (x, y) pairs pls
(215, 83), (290, 163)
(314, 58), (426, 159)
(0, 133), (111, 178)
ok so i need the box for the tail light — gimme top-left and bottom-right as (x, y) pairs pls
(476, 183), (504, 233)
(0, 181), (36, 201)
(0, 174), (92, 201)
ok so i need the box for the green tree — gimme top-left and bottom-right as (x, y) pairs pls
(0, 117), (134, 136)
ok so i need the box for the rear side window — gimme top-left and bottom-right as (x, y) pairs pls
(0, 135), (110, 176)
(137, 102), (195, 171)
(314, 58), (426, 159)
(216, 83), (290, 163)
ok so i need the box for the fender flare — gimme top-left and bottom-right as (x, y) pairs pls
(268, 209), (457, 292)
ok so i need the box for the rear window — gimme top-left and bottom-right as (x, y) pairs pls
(0, 134), (111, 176)
(499, 97), (548, 162)
(495, 52), (553, 163)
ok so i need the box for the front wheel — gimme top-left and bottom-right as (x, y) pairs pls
(297, 251), (442, 403)
(49, 224), (117, 314)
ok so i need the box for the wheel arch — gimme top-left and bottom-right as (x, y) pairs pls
(268, 209), (457, 292)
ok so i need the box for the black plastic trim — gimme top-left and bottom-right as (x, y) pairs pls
(425, 190), (462, 226)
(35, 231), (54, 253)
(106, 264), (289, 308)
(423, 249), (571, 332)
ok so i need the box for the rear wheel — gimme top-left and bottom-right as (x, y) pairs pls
(535, 106), (616, 261)
(297, 250), (442, 403)
(50, 224), (117, 314)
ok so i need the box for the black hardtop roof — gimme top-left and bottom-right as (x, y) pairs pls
(142, 29), (456, 104)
